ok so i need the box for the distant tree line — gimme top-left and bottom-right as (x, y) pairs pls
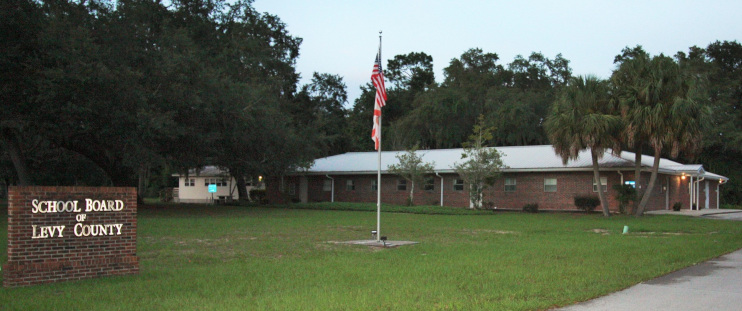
(2, 0), (740, 205)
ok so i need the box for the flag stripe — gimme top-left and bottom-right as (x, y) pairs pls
(371, 43), (386, 150)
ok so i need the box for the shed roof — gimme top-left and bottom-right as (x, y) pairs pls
(172, 166), (230, 177)
(305, 145), (728, 181)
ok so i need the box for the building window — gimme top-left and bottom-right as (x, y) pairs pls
(504, 178), (516, 192)
(397, 179), (407, 191)
(323, 180), (332, 192)
(544, 178), (557, 192)
(371, 179), (378, 191)
(424, 177), (435, 191)
(288, 183), (296, 195)
(185, 179), (195, 187)
(346, 179), (355, 191)
(593, 177), (608, 192)
(453, 179), (464, 191)
(205, 178), (227, 187)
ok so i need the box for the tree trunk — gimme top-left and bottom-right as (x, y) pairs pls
(468, 184), (475, 209)
(592, 150), (611, 217)
(235, 175), (248, 202)
(632, 146), (643, 214)
(137, 165), (149, 204)
(409, 180), (415, 206)
(635, 147), (662, 216)
(226, 167), (249, 202)
(0, 128), (32, 186)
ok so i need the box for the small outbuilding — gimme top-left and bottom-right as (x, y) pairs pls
(172, 166), (263, 203)
(265, 145), (728, 212)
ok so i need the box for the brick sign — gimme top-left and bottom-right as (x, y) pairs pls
(3, 186), (139, 287)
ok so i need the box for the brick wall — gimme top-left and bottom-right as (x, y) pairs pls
(267, 171), (692, 212)
(3, 186), (139, 287)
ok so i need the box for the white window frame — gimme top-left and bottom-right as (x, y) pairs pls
(544, 178), (557, 192)
(346, 179), (355, 191)
(593, 177), (608, 192)
(397, 179), (407, 191)
(185, 178), (195, 187)
(453, 179), (464, 191)
(424, 177), (435, 191)
(371, 179), (378, 191)
(504, 178), (516, 192)
(323, 180), (332, 192)
(205, 178), (227, 187)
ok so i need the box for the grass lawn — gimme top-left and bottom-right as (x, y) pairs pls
(2, 202), (742, 310)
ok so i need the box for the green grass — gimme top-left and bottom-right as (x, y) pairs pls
(2, 203), (742, 310)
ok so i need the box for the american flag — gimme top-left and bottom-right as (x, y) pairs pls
(371, 51), (387, 107)
(371, 47), (387, 150)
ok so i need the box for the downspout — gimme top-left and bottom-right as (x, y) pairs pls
(436, 172), (444, 207)
(689, 175), (694, 210)
(325, 175), (335, 203)
(694, 176), (705, 209)
(617, 171), (624, 184)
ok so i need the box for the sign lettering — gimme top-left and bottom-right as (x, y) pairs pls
(28, 198), (126, 239)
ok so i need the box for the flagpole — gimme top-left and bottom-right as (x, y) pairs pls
(376, 31), (382, 243)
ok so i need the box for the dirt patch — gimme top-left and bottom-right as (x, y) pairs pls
(463, 229), (517, 235)
(589, 229), (611, 235)
(329, 225), (366, 232)
(634, 231), (689, 236)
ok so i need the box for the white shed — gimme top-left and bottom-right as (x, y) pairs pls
(172, 166), (262, 203)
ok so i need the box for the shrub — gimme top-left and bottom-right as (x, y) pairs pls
(612, 184), (636, 214)
(672, 202), (682, 211)
(249, 189), (267, 204)
(159, 189), (173, 203)
(522, 203), (538, 213)
(574, 196), (600, 212)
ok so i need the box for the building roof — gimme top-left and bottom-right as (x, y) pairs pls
(304, 145), (728, 181)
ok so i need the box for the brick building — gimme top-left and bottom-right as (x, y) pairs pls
(265, 145), (728, 212)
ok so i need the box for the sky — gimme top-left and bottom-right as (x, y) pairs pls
(252, 0), (742, 105)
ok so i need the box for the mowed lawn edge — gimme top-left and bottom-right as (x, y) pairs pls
(2, 202), (742, 310)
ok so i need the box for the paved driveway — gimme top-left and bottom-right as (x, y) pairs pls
(703, 212), (742, 221)
(646, 209), (742, 219)
(556, 249), (742, 311)
(557, 210), (742, 311)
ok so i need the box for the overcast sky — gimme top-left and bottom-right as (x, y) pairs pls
(252, 0), (742, 105)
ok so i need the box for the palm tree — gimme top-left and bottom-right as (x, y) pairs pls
(612, 49), (709, 216)
(611, 47), (652, 214)
(545, 76), (622, 216)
